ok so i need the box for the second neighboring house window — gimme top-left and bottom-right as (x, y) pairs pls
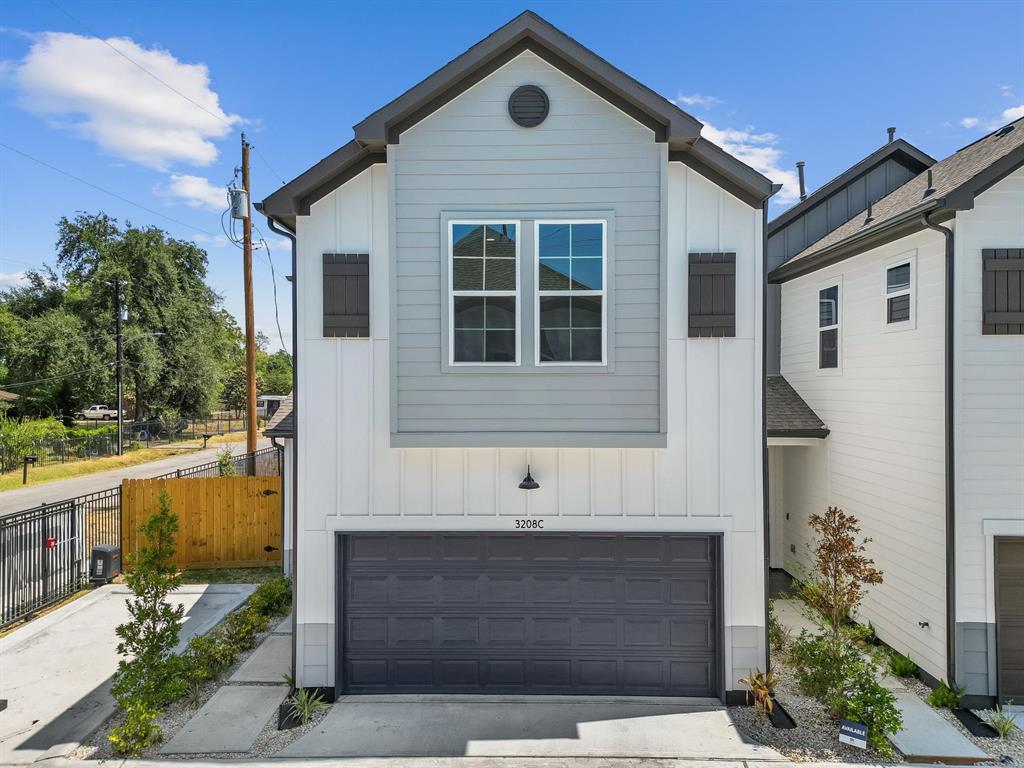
(886, 261), (912, 324)
(450, 222), (518, 364)
(819, 284), (840, 369)
(536, 221), (606, 364)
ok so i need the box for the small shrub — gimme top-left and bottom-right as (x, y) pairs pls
(985, 702), (1018, 739)
(831, 664), (902, 756)
(217, 447), (236, 476)
(289, 688), (328, 725)
(108, 700), (162, 756)
(738, 668), (776, 716)
(183, 682), (206, 710)
(789, 630), (861, 701)
(928, 679), (966, 710)
(846, 621), (875, 645)
(183, 632), (237, 682)
(887, 651), (918, 678)
(248, 574), (291, 616)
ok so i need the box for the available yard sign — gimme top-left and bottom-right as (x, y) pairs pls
(839, 720), (868, 749)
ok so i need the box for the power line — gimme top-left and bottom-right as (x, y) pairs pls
(253, 225), (289, 355)
(0, 142), (220, 237)
(251, 144), (286, 186)
(49, 0), (236, 131)
(1, 362), (115, 390)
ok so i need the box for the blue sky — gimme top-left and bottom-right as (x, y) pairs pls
(2, 0), (1022, 348)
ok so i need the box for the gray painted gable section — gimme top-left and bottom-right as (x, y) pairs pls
(260, 12), (776, 228)
(390, 52), (665, 445)
(767, 142), (933, 271)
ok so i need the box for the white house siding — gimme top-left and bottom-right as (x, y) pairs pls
(779, 228), (948, 680)
(290, 58), (766, 692)
(953, 166), (1024, 696)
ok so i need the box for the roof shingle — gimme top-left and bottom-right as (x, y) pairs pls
(766, 376), (829, 438)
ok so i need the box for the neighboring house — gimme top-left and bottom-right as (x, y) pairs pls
(263, 393), (294, 578)
(768, 119), (1024, 705)
(259, 11), (778, 700)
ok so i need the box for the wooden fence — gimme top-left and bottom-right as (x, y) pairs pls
(121, 477), (282, 569)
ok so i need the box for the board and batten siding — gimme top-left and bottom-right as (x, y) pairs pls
(779, 227), (948, 681)
(952, 166), (1024, 696)
(390, 51), (664, 440)
(290, 153), (766, 688)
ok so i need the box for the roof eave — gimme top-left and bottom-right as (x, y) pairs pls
(353, 11), (702, 146)
(767, 427), (830, 439)
(768, 200), (946, 283)
(669, 139), (777, 208)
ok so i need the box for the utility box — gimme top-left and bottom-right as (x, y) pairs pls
(91, 545), (121, 583)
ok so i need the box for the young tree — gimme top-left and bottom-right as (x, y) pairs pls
(109, 490), (183, 754)
(803, 506), (883, 652)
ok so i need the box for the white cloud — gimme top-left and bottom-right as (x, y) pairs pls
(0, 271), (27, 288)
(960, 105), (1024, 132)
(9, 31), (240, 169)
(161, 174), (226, 210)
(673, 92), (722, 108)
(699, 120), (801, 205)
(1000, 84), (1015, 98)
(191, 232), (233, 248)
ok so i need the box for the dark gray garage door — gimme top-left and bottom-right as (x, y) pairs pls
(338, 533), (721, 696)
(996, 537), (1024, 702)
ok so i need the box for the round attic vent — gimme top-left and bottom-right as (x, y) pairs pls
(508, 85), (549, 127)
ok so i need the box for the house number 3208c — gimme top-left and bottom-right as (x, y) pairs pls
(515, 519), (544, 529)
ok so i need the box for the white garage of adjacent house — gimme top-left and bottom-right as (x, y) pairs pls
(259, 11), (777, 701)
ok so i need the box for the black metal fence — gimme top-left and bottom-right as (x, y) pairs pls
(1, 416), (256, 474)
(0, 446), (282, 628)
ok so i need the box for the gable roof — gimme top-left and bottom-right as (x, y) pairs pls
(766, 375), (829, 439)
(767, 139), (935, 236)
(770, 118), (1024, 283)
(263, 393), (293, 439)
(260, 11), (776, 229)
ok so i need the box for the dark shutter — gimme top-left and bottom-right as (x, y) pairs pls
(323, 253), (369, 338)
(983, 248), (1024, 335)
(688, 252), (736, 338)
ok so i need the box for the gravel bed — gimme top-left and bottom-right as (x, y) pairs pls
(69, 612), (327, 761)
(729, 656), (904, 764)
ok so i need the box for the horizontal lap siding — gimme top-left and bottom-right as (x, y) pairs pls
(954, 167), (1024, 626)
(393, 51), (662, 434)
(779, 228), (948, 680)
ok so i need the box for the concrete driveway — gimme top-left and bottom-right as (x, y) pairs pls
(277, 695), (783, 761)
(0, 583), (254, 764)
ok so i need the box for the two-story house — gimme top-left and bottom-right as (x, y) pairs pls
(768, 120), (1024, 706)
(259, 11), (778, 701)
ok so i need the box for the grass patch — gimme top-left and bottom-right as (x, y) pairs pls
(178, 566), (283, 584)
(0, 434), (245, 491)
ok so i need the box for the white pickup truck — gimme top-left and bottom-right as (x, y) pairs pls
(75, 404), (123, 421)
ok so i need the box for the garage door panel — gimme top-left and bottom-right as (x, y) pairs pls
(340, 534), (720, 696)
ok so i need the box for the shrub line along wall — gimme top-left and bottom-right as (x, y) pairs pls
(121, 477), (283, 569)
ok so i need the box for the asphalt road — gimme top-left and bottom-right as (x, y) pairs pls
(0, 437), (271, 516)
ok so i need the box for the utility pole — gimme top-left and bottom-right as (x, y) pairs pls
(115, 278), (124, 455)
(241, 133), (258, 460)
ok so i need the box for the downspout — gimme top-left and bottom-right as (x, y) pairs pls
(266, 214), (299, 691)
(921, 211), (956, 686)
(762, 201), (772, 677)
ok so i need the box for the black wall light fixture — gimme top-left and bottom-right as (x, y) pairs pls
(518, 465), (540, 490)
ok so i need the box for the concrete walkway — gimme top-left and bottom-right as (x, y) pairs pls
(0, 437), (271, 515)
(0, 583), (254, 764)
(770, 598), (987, 763)
(277, 696), (782, 760)
(46, 759), (999, 768)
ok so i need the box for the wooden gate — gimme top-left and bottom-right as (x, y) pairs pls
(121, 477), (282, 569)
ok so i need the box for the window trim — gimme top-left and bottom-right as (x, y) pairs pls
(533, 219), (608, 366)
(447, 219), (521, 367)
(883, 251), (916, 331)
(817, 278), (842, 373)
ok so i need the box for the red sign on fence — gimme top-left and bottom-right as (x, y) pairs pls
(44, 536), (56, 549)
